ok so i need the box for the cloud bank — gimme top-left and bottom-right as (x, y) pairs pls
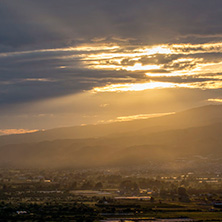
(0, 0), (222, 129)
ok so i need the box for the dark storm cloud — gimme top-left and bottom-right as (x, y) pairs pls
(0, 0), (222, 105)
(0, 47), (147, 104)
(0, 0), (222, 50)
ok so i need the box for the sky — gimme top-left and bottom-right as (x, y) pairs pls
(0, 0), (222, 134)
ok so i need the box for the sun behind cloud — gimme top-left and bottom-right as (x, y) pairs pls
(92, 81), (179, 92)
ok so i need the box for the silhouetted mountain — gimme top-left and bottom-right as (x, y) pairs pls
(0, 105), (222, 147)
(0, 121), (222, 168)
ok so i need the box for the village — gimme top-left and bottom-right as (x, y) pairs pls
(0, 167), (222, 221)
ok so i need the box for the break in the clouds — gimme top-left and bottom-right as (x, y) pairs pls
(0, 0), (222, 130)
(1, 42), (222, 99)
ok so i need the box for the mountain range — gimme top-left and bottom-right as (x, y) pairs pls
(0, 105), (222, 169)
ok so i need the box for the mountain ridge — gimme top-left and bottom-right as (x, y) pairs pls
(0, 120), (222, 168)
(1, 104), (222, 147)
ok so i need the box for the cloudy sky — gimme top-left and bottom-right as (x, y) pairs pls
(0, 0), (222, 134)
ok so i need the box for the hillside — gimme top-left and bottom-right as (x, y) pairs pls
(0, 122), (222, 168)
(0, 104), (222, 147)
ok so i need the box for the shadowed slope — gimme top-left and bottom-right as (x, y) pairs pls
(0, 122), (221, 168)
(0, 105), (222, 146)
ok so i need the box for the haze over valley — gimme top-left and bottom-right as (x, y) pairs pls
(0, 105), (221, 169)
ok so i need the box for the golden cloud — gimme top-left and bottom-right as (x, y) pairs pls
(0, 129), (39, 135)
